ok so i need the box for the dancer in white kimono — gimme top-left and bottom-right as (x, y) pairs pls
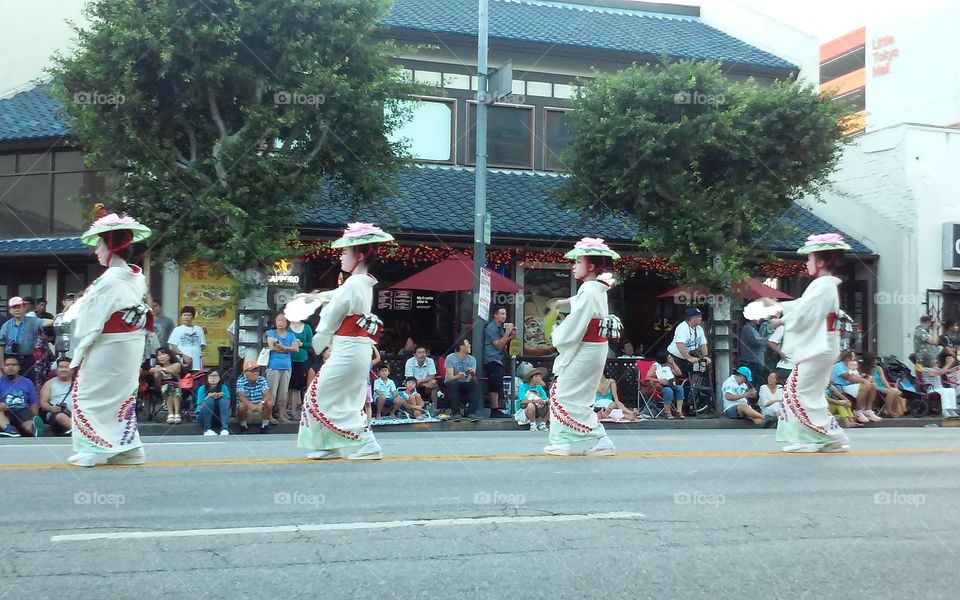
(767, 233), (852, 453)
(65, 211), (153, 467)
(544, 238), (623, 456)
(295, 223), (392, 460)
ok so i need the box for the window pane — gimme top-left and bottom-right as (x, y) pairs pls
(544, 110), (572, 171)
(443, 73), (470, 90)
(553, 84), (574, 99)
(0, 173), (51, 235)
(53, 172), (87, 233)
(0, 154), (14, 175)
(54, 151), (87, 172)
(468, 104), (534, 168)
(18, 152), (52, 174)
(387, 99), (454, 162)
(526, 81), (552, 97)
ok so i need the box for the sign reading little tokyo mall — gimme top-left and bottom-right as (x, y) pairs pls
(943, 224), (960, 270)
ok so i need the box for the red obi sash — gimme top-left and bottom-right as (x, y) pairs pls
(335, 314), (380, 342)
(102, 309), (154, 334)
(582, 318), (607, 343)
(826, 312), (839, 332)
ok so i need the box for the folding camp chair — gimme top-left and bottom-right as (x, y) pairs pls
(635, 359), (664, 418)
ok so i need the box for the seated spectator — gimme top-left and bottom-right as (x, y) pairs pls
(860, 353), (906, 418)
(516, 367), (549, 431)
(594, 373), (640, 422)
(919, 352), (958, 418)
(647, 351), (685, 419)
(443, 338), (478, 421)
(0, 356), (41, 437)
(767, 321), (795, 385)
(721, 366), (767, 426)
(38, 357), (73, 436)
(758, 371), (783, 420)
(398, 337), (417, 357)
(830, 350), (880, 422)
(236, 360), (272, 433)
(198, 370), (231, 436)
(941, 321), (960, 349)
(373, 363), (402, 419)
(307, 347), (331, 387)
(405, 346), (438, 404)
(618, 341), (642, 359)
(398, 377), (425, 420)
(826, 384), (859, 428)
(149, 348), (183, 424)
(913, 315), (941, 368)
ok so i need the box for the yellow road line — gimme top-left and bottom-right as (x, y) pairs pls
(2, 447), (960, 471)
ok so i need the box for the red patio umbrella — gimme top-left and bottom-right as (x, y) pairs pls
(657, 278), (792, 300)
(389, 253), (523, 293)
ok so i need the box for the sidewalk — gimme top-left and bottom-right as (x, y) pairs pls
(132, 415), (957, 437)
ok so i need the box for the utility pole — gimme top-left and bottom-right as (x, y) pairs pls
(470, 0), (490, 411)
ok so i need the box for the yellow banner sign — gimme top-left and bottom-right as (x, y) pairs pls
(178, 260), (235, 366)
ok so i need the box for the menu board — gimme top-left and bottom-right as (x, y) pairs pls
(178, 260), (235, 366)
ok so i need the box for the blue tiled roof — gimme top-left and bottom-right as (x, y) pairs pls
(0, 236), (87, 256)
(385, 0), (795, 70)
(304, 165), (872, 254)
(0, 86), (71, 142)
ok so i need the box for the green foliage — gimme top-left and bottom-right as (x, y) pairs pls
(50, 0), (419, 277)
(557, 60), (848, 291)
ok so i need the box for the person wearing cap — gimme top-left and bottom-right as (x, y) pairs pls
(767, 233), (853, 453)
(297, 222), (393, 461)
(667, 307), (711, 380)
(543, 237), (623, 456)
(62, 209), (153, 467)
(515, 367), (549, 431)
(236, 360), (272, 433)
(0, 296), (54, 378)
(721, 366), (766, 425)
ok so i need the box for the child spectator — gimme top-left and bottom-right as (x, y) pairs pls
(826, 384), (859, 428)
(150, 348), (182, 424)
(399, 377), (425, 420)
(198, 370), (231, 436)
(594, 372), (640, 422)
(373, 363), (401, 419)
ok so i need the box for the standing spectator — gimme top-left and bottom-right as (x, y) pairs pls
(149, 348), (183, 424)
(404, 346), (438, 406)
(236, 360), (272, 433)
(941, 321), (960, 349)
(150, 298), (176, 347)
(647, 351), (685, 419)
(739, 314), (769, 383)
(913, 315), (941, 367)
(266, 313), (298, 424)
(444, 338), (478, 421)
(38, 358), (73, 436)
(287, 318), (313, 422)
(758, 372), (784, 420)
(21, 297), (36, 316)
(767, 322), (794, 383)
(0, 356), (41, 437)
(29, 297), (54, 320)
(861, 353), (906, 418)
(198, 370), (231, 436)
(0, 296), (53, 380)
(169, 306), (206, 371)
(667, 308), (711, 380)
(721, 366), (767, 425)
(373, 363), (401, 419)
(830, 351), (880, 422)
(516, 367), (549, 431)
(483, 307), (516, 418)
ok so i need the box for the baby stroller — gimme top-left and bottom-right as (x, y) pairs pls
(880, 355), (928, 416)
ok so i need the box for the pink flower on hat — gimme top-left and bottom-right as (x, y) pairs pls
(343, 222), (384, 238)
(574, 237), (610, 251)
(91, 213), (138, 227)
(805, 233), (844, 245)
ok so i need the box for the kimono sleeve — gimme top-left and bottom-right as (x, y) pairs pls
(550, 289), (594, 348)
(312, 287), (351, 354)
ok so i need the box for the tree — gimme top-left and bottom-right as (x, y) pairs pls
(50, 0), (418, 275)
(557, 60), (849, 290)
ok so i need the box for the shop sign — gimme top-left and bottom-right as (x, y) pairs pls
(268, 258), (300, 285)
(943, 224), (960, 270)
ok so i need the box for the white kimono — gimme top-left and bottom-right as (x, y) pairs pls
(548, 280), (610, 445)
(297, 273), (377, 452)
(65, 265), (148, 454)
(777, 276), (848, 446)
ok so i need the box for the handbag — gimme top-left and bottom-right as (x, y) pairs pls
(256, 347), (271, 367)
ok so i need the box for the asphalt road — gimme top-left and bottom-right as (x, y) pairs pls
(2, 427), (959, 600)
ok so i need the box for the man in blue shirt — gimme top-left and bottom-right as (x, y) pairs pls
(0, 355), (40, 437)
(0, 296), (54, 379)
(236, 360), (272, 434)
(483, 307), (516, 418)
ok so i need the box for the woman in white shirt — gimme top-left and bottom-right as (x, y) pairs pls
(758, 371), (784, 419)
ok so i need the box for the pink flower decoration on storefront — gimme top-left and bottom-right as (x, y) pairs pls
(91, 213), (138, 227)
(805, 233), (843, 245)
(574, 237), (611, 252)
(343, 222), (385, 238)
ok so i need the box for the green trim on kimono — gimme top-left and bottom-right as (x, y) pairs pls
(548, 419), (606, 445)
(775, 420), (832, 444)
